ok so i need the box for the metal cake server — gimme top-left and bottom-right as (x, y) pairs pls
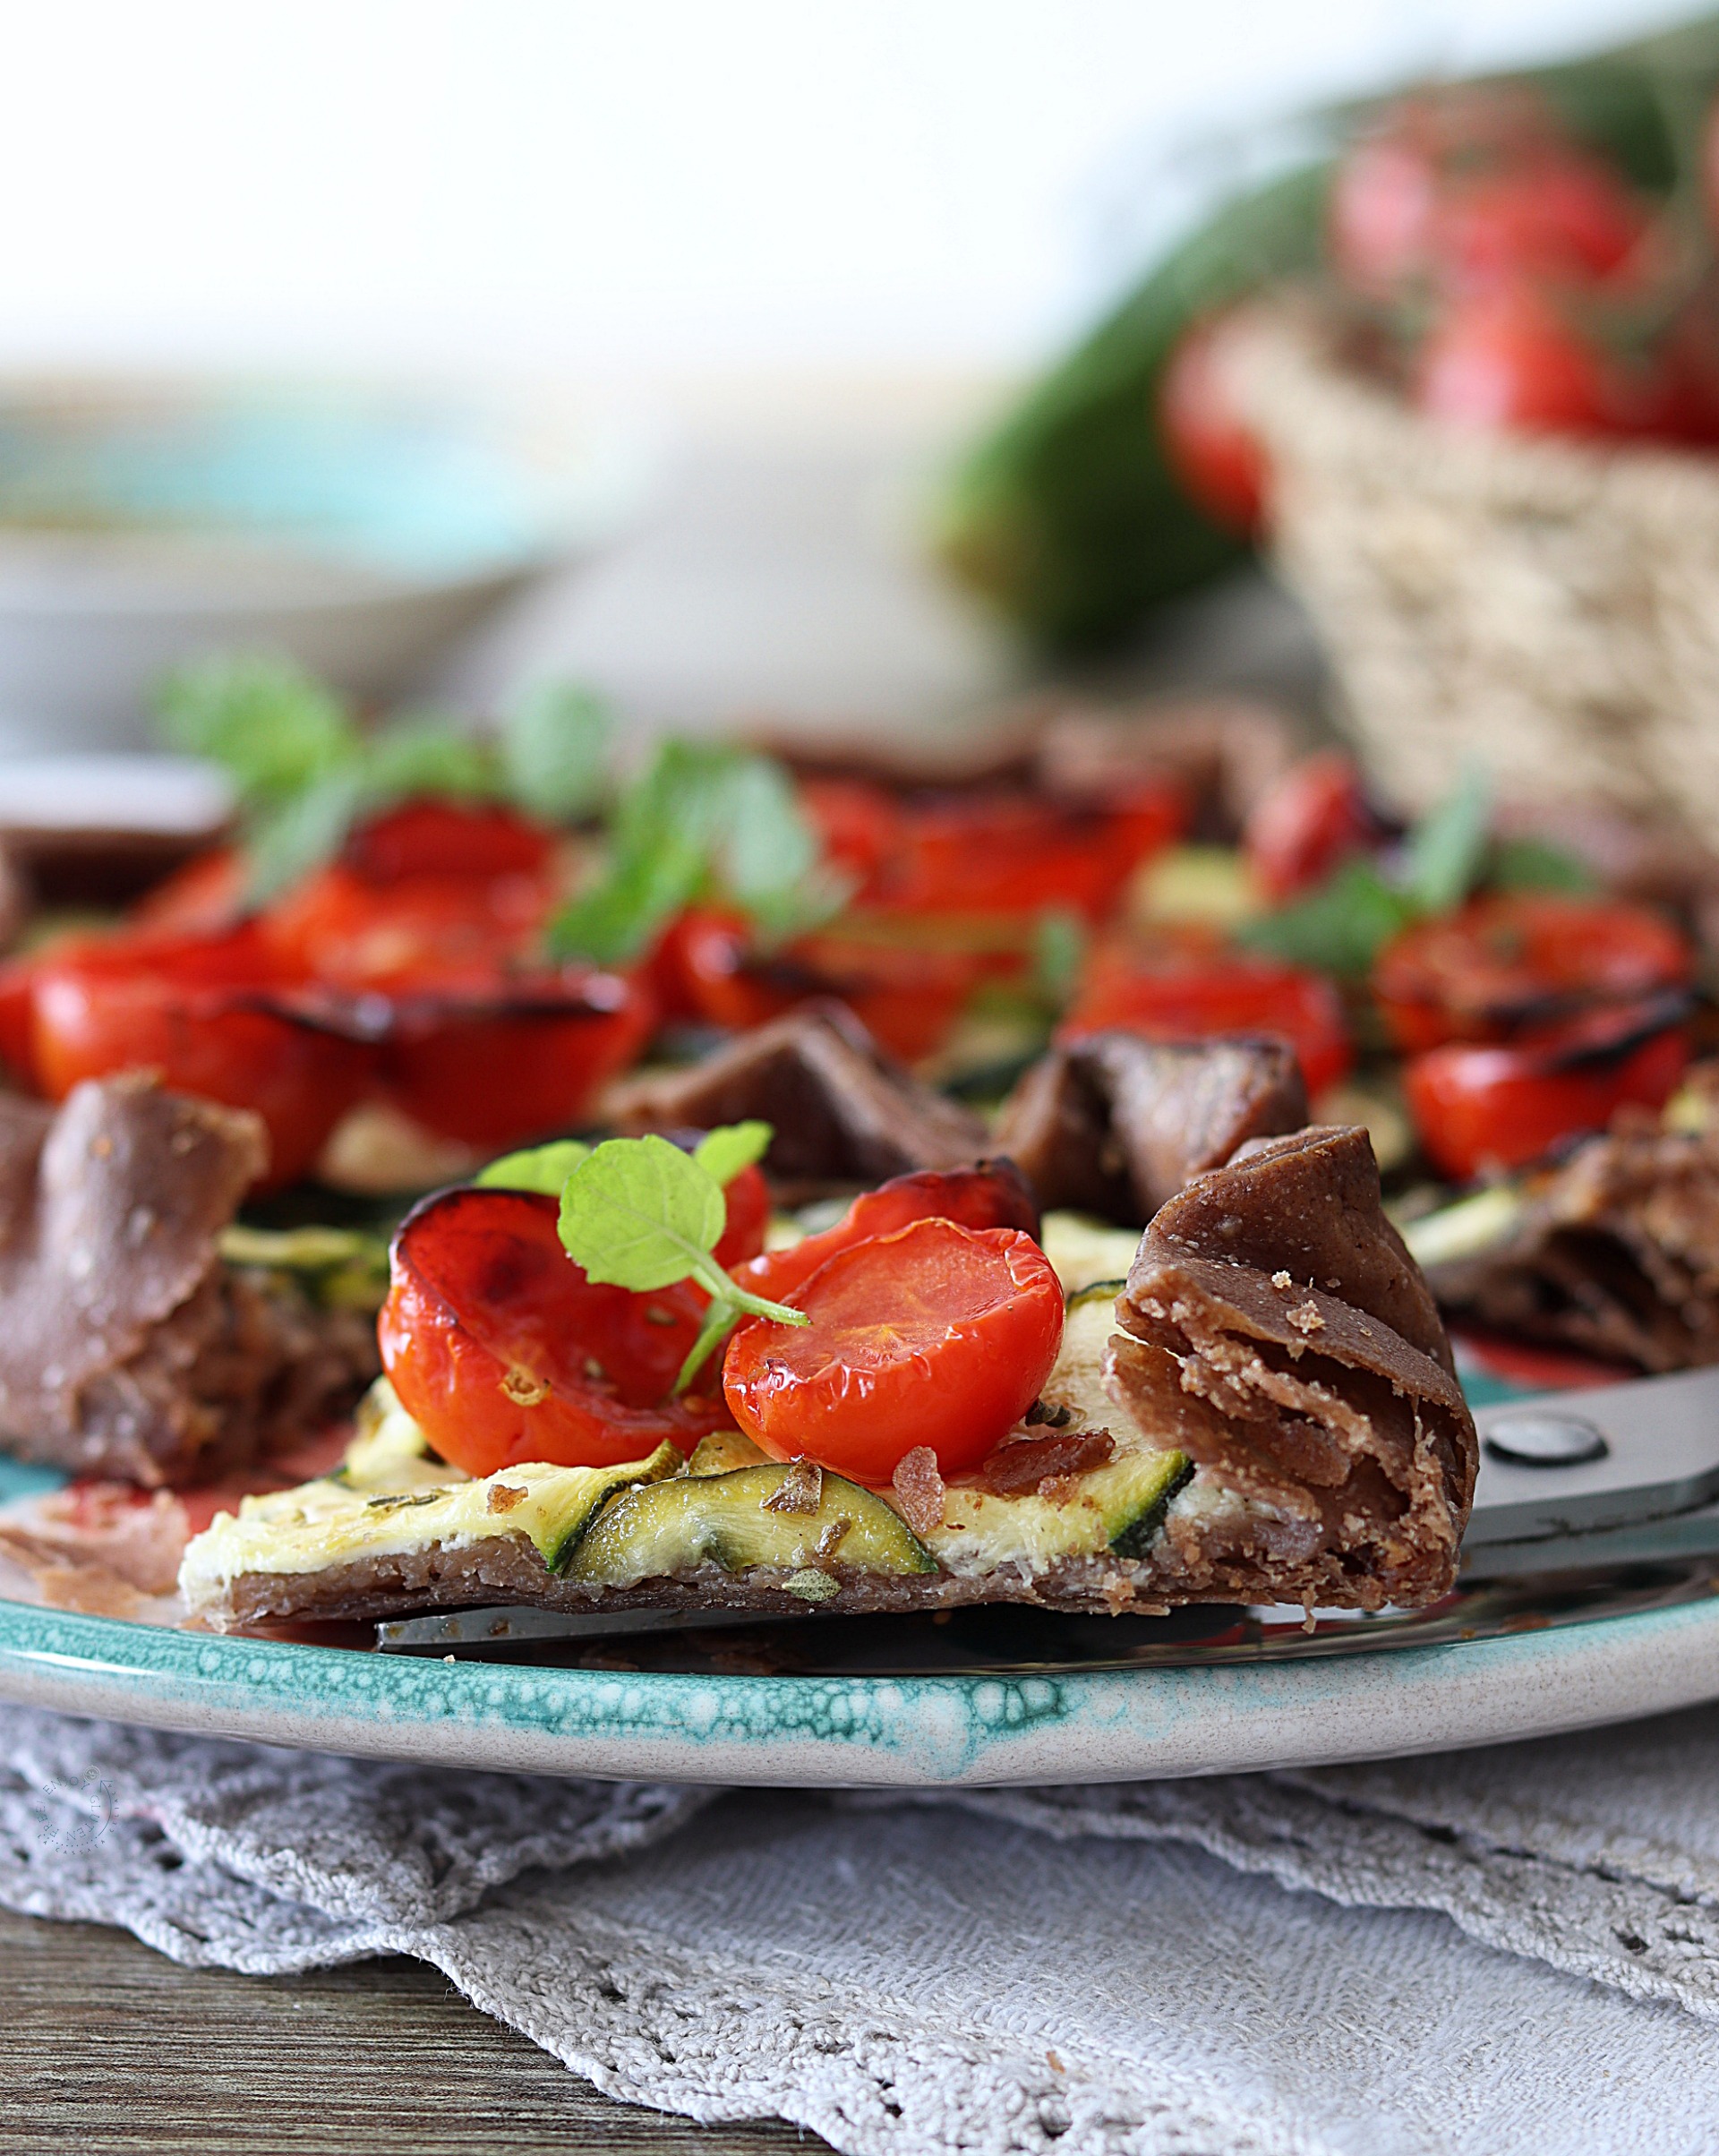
(376, 1365), (1719, 1663)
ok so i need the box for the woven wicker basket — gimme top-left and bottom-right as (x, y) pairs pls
(1228, 300), (1719, 847)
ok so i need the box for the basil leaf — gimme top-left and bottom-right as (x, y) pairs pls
(154, 654), (355, 803)
(502, 682), (612, 821)
(475, 1139), (593, 1195)
(244, 766), (371, 903)
(1405, 768), (1492, 917)
(1490, 835), (1600, 894)
(558, 1134), (729, 1294)
(364, 717), (500, 801)
(691, 1120), (773, 1187)
(1238, 859), (1416, 977)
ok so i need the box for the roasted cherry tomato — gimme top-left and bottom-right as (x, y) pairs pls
(340, 798), (555, 884)
(711, 1159), (770, 1269)
(133, 849), (247, 934)
(723, 1219), (1064, 1484)
(877, 786), (1184, 920)
(377, 965), (655, 1150)
(1373, 893), (1691, 1054)
(1158, 315), (1269, 537)
(261, 862), (553, 987)
(29, 928), (374, 1191)
(798, 778), (902, 892)
(1064, 936), (1352, 1095)
(1415, 285), (1629, 437)
(1244, 752), (1380, 901)
(1404, 998), (1689, 1179)
(654, 908), (990, 1064)
(731, 1159), (1040, 1309)
(1431, 160), (1648, 295)
(0, 955), (38, 1083)
(379, 1185), (731, 1476)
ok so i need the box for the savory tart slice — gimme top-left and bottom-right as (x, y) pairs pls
(180, 1123), (1477, 1631)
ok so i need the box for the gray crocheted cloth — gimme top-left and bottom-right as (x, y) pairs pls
(9, 1700), (1719, 2155)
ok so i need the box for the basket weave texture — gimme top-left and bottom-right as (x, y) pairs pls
(1230, 300), (1719, 845)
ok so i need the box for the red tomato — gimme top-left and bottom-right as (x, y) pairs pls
(656, 908), (989, 1064)
(29, 928), (374, 1191)
(380, 1186), (730, 1476)
(1404, 1000), (1689, 1179)
(1244, 752), (1379, 901)
(798, 778), (902, 892)
(0, 955), (37, 1083)
(1373, 894), (1690, 1054)
(1064, 937), (1352, 1094)
(1330, 129), (1441, 298)
(377, 965), (654, 1150)
(133, 849), (247, 934)
(341, 799), (554, 884)
(1415, 285), (1628, 437)
(261, 863), (552, 988)
(877, 786), (1184, 920)
(1430, 160), (1649, 295)
(732, 1159), (1040, 1308)
(1158, 315), (1269, 536)
(712, 1160), (770, 1269)
(723, 1219), (1064, 1484)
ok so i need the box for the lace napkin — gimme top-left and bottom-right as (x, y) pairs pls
(8, 1698), (1719, 2156)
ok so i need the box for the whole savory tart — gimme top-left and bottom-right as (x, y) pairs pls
(0, 658), (1715, 1638)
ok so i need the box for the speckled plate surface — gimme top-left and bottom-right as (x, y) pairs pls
(4, 1589), (1719, 1786)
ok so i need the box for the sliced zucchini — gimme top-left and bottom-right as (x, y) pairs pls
(338, 1379), (461, 1493)
(1039, 1212), (1143, 1296)
(180, 1441), (681, 1600)
(566, 1463), (936, 1587)
(683, 1427), (772, 1476)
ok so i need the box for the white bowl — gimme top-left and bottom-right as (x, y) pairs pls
(0, 377), (642, 752)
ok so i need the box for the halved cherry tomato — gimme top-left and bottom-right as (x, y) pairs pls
(261, 862), (553, 988)
(654, 908), (991, 1064)
(1158, 315), (1269, 537)
(1374, 893), (1691, 1054)
(1063, 934), (1352, 1094)
(29, 928), (374, 1191)
(380, 1186), (731, 1475)
(1403, 998), (1689, 1179)
(712, 1159), (770, 1269)
(876, 786), (1184, 920)
(341, 798), (555, 884)
(0, 955), (38, 1083)
(723, 1219), (1064, 1484)
(133, 849), (247, 934)
(377, 965), (654, 1150)
(1244, 752), (1380, 901)
(731, 1159), (1040, 1309)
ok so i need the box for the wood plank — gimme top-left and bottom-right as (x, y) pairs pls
(0, 1906), (823, 2155)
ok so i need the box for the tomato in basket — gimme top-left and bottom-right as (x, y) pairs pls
(1158, 315), (1269, 537)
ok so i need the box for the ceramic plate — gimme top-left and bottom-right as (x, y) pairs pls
(3, 1585), (1718, 1786)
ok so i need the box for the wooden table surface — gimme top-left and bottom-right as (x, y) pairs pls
(3, 1905), (822, 2154)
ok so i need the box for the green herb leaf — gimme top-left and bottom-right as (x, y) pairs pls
(244, 766), (371, 903)
(556, 1134), (807, 1390)
(364, 717), (500, 801)
(1490, 835), (1600, 894)
(1405, 768), (1492, 917)
(691, 1120), (773, 1186)
(1031, 907), (1087, 1005)
(1238, 858), (1416, 977)
(502, 682), (612, 821)
(154, 654), (356, 803)
(558, 1134), (727, 1293)
(475, 1139), (593, 1194)
(675, 1300), (743, 1393)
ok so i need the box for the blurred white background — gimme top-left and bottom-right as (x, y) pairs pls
(0, 0), (1699, 739)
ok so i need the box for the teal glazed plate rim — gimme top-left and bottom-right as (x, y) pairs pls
(1, 1594), (1717, 1785)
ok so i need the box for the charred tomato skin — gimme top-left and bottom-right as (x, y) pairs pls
(1374, 893), (1691, 1053)
(723, 1219), (1065, 1484)
(1404, 1001), (1689, 1179)
(380, 1185), (730, 1477)
(28, 928), (374, 1193)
